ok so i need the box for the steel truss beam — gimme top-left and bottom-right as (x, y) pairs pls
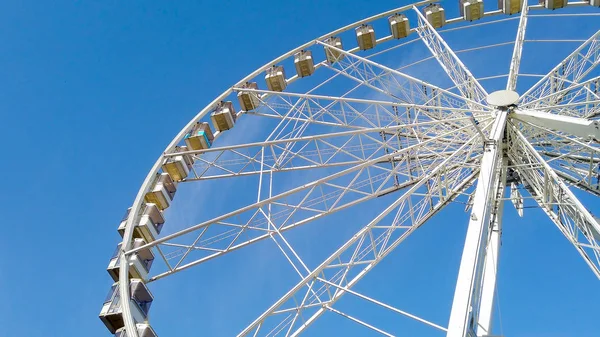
(526, 76), (600, 119)
(322, 60), (482, 126)
(413, 7), (488, 104)
(128, 123), (488, 282)
(245, 88), (423, 130)
(520, 30), (600, 110)
(507, 122), (600, 279)
(512, 109), (600, 139)
(169, 117), (489, 181)
(237, 75), (486, 179)
(507, 0), (529, 91)
(523, 77), (600, 123)
(237, 88), (488, 130)
(115, 5), (600, 337)
(237, 134), (482, 337)
(315, 40), (492, 117)
(516, 120), (600, 197)
(447, 111), (508, 337)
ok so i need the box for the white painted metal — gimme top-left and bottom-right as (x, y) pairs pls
(414, 6), (489, 104)
(507, 123), (600, 278)
(507, 0), (529, 91)
(512, 109), (600, 139)
(476, 156), (508, 337)
(237, 135), (482, 337)
(446, 111), (508, 337)
(107, 2), (600, 337)
(315, 39), (492, 116)
(520, 30), (600, 110)
(520, 121), (600, 196)
(129, 122), (486, 280)
(486, 90), (520, 107)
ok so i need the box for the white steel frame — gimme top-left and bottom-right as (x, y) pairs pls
(111, 2), (600, 337)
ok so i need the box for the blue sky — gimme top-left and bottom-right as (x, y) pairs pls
(1, 1), (599, 337)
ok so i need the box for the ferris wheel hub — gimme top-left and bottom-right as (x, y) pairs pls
(486, 89), (520, 108)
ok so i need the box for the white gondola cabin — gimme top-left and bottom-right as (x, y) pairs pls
(388, 14), (410, 39)
(324, 36), (344, 63)
(540, 0), (567, 9)
(144, 173), (177, 211)
(294, 50), (315, 78)
(162, 149), (194, 182)
(107, 239), (155, 282)
(237, 82), (260, 111)
(498, 0), (522, 14)
(460, 0), (484, 21)
(423, 3), (446, 28)
(100, 279), (153, 333)
(265, 65), (287, 92)
(355, 24), (376, 51)
(211, 101), (237, 132)
(185, 122), (214, 151)
(115, 324), (158, 337)
(118, 203), (165, 242)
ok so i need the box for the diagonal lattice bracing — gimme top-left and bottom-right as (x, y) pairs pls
(524, 75), (600, 118)
(128, 122), (487, 282)
(518, 121), (600, 196)
(315, 40), (492, 118)
(238, 88), (489, 130)
(413, 7), (488, 104)
(170, 117), (490, 181)
(520, 30), (600, 111)
(507, 0), (529, 91)
(507, 122), (600, 279)
(113, 5), (600, 337)
(237, 134), (482, 337)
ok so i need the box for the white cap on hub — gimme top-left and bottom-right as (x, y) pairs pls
(486, 90), (519, 107)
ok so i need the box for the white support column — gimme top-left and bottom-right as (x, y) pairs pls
(476, 156), (507, 337)
(447, 111), (508, 337)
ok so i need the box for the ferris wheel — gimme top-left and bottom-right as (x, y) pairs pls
(99, 0), (600, 336)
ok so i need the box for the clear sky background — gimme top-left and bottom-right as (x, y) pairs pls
(1, 1), (599, 337)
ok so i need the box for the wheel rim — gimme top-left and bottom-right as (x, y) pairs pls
(102, 1), (600, 336)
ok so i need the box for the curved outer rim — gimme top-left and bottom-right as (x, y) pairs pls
(117, 2), (591, 336)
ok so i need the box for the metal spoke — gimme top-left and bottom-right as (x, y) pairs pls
(316, 40), (492, 116)
(519, 30), (600, 110)
(507, 122), (600, 278)
(413, 6), (488, 104)
(107, 5), (600, 337)
(524, 75), (600, 118)
(507, 0), (529, 91)
(516, 120), (600, 196)
(240, 88), (488, 129)
(128, 123), (487, 281)
(171, 117), (488, 181)
(237, 134), (481, 337)
(326, 306), (396, 337)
